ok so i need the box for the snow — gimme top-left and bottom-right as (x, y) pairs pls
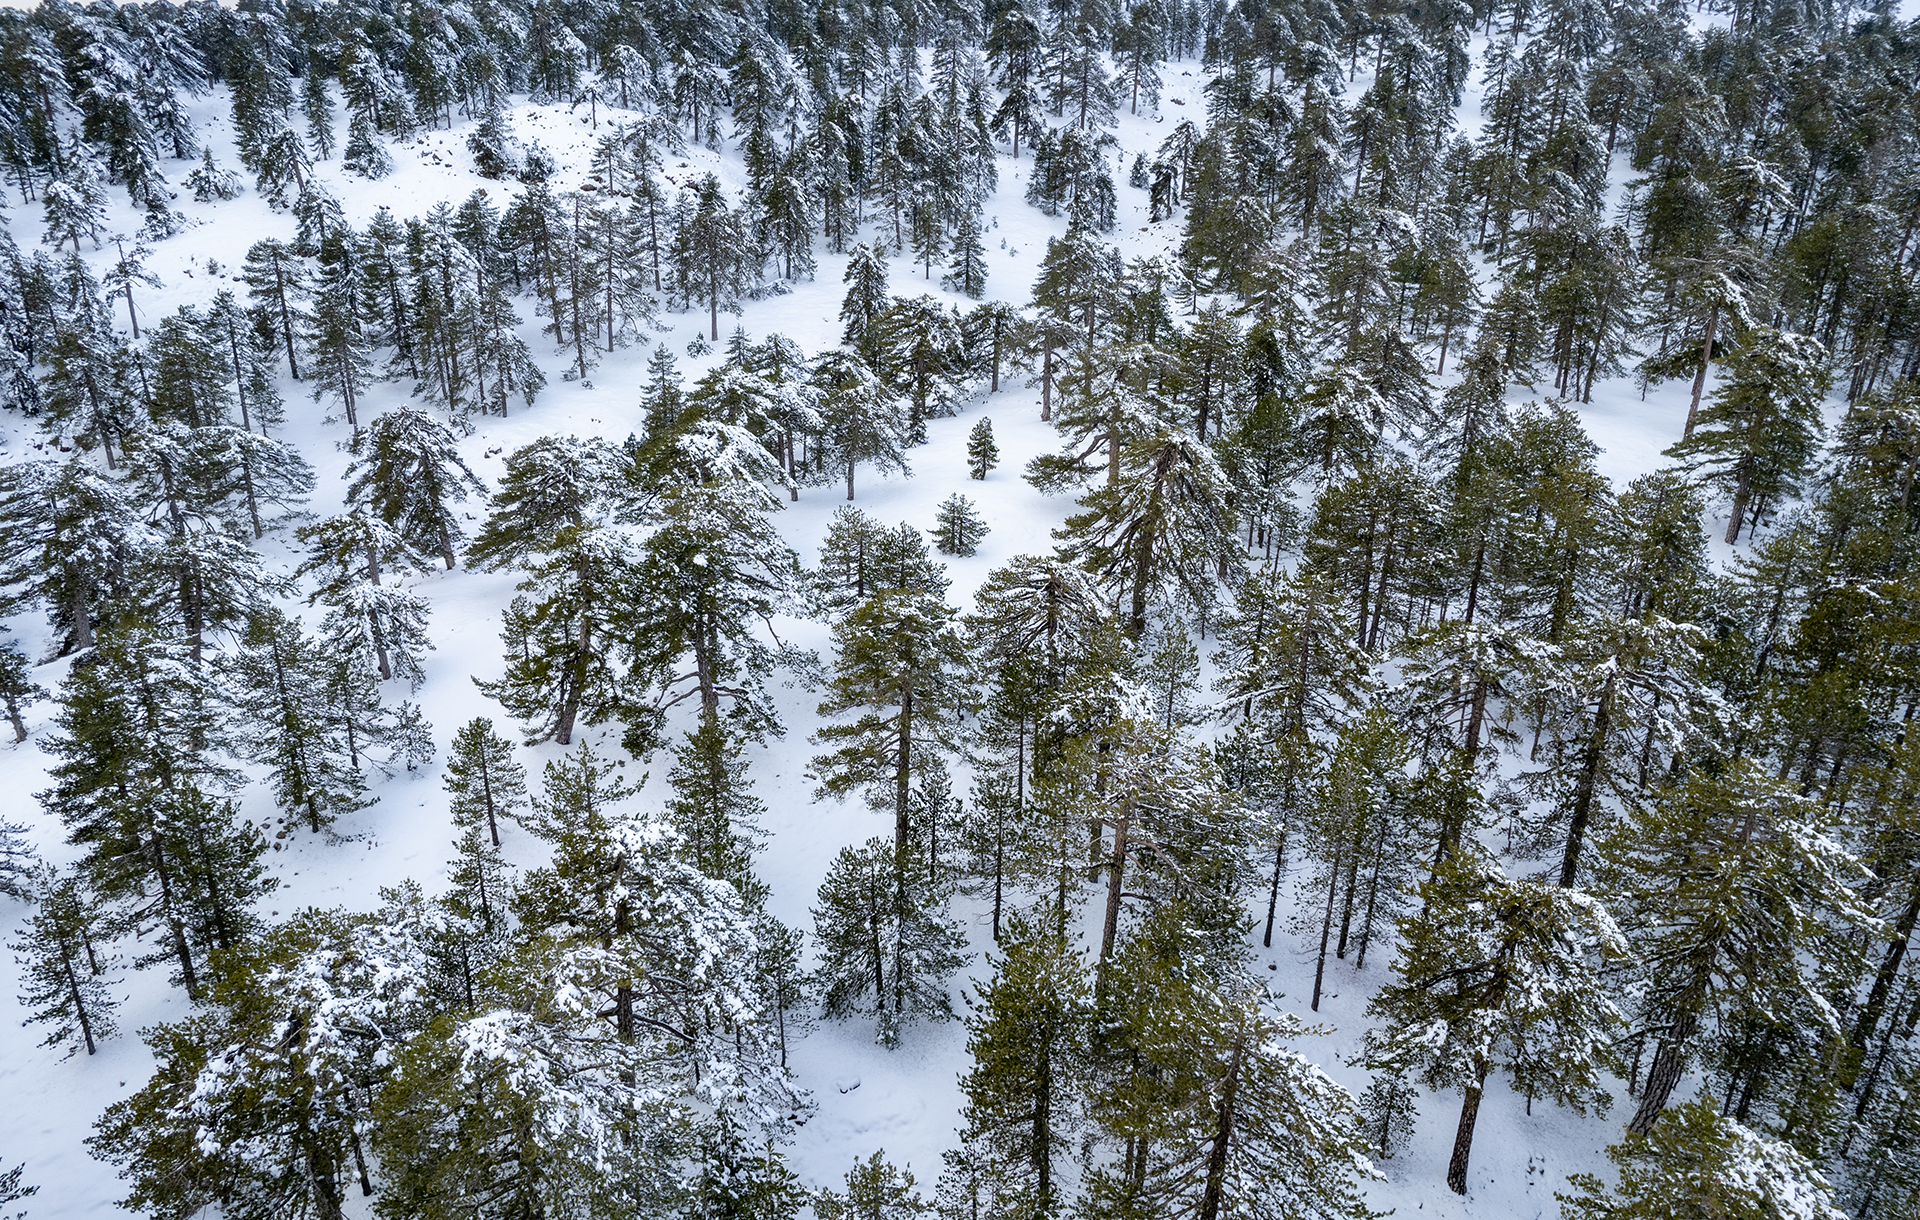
(0, 39), (1809, 1220)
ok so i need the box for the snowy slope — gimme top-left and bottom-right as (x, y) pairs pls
(0, 48), (1743, 1220)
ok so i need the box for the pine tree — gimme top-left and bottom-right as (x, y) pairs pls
(931, 494), (989, 557)
(943, 210), (989, 299)
(0, 458), (149, 654)
(296, 512), (434, 687)
(816, 1150), (932, 1220)
(664, 718), (769, 904)
(0, 633), (45, 743)
(1666, 328), (1831, 544)
(10, 865), (118, 1057)
(0, 1160), (34, 1216)
(1294, 707), (1419, 1010)
(424, 823), (515, 1014)
(952, 912), (1090, 1219)
(814, 350), (912, 501)
(841, 240), (892, 358)
(674, 175), (760, 340)
(1087, 908), (1379, 1220)
(0, 815), (34, 901)
(40, 629), (244, 999)
(469, 436), (632, 745)
(1560, 1102), (1848, 1220)
(94, 897), (430, 1219)
(243, 238), (307, 380)
(691, 1108), (808, 1220)
(231, 608), (371, 833)
(305, 232), (376, 426)
(967, 417), (999, 479)
(1600, 759), (1873, 1136)
(813, 577), (971, 857)
(811, 836), (968, 1047)
(1367, 853), (1628, 1194)
(444, 717), (528, 847)
(622, 479), (801, 751)
(345, 405), (488, 569)
(512, 745), (792, 1112)
(1057, 429), (1239, 638)
(185, 148), (243, 201)
(386, 700), (434, 774)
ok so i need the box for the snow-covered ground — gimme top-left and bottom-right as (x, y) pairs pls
(0, 50), (1750, 1220)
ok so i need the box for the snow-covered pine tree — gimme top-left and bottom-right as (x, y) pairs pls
(9, 864), (117, 1057)
(1293, 706), (1420, 1010)
(1057, 428), (1239, 638)
(443, 717), (528, 847)
(93, 894), (431, 1217)
(943, 209), (988, 299)
(811, 835), (967, 1047)
(385, 700), (435, 774)
(40, 628), (244, 999)
(691, 1107), (809, 1220)
(1559, 1101), (1847, 1220)
(841, 240), (892, 359)
(1087, 907), (1379, 1220)
(305, 231), (376, 426)
(816, 1150), (932, 1220)
(952, 910), (1090, 1217)
(967, 417), (999, 479)
(664, 718), (769, 905)
(1665, 328), (1830, 544)
(813, 349), (912, 501)
(673, 174), (760, 340)
(812, 572), (970, 857)
(0, 458), (149, 654)
(243, 238), (307, 380)
(622, 477), (800, 751)
(1600, 758), (1874, 1136)
(296, 511), (433, 687)
(345, 404), (487, 569)
(469, 436), (632, 745)
(1367, 853), (1628, 1194)
(231, 607), (372, 832)
(512, 744), (796, 1117)
(0, 631), (45, 744)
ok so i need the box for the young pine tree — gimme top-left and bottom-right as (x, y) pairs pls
(11, 865), (118, 1058)
(815, 1150), (932, 1220)
(967, 417), (999, 480)
(443, 717), (528, 847)
(931, 494), (990, 557)
(231, 608), (371, 833)
(811, 836), (968, 1048)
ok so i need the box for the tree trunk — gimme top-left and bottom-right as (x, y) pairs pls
(1558, 678), (1613, 887)
(1629, 1009), (1699, 1134)
(1197, 1037), (1245, 1220)
(1311, 853), (1340, 1011)
(1446, 1067), (1488, 1195)
(1683, 304), (1717, 440)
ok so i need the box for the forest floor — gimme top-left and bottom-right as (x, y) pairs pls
(0, 41), (1774, 1220)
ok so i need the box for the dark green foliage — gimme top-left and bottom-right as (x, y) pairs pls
(811, 836), (967, 1048)
(966, 417), (999, 480)
(443, 717), (527, 847)
(930, 494), (988, 557)
(11, 865), (118, 1058)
